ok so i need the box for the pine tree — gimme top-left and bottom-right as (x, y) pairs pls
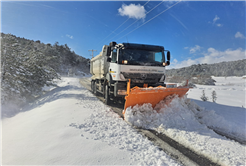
(1, 33), (90, 106)
(200, 90), (208, 101)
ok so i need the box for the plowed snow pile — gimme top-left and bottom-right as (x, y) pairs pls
(125, 95), (246, 166)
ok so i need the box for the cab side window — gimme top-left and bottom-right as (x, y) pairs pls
(111, 49), (117, 63)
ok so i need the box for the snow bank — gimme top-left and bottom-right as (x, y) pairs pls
(125, 95), (246, 166)
(187, 99), (246, 143)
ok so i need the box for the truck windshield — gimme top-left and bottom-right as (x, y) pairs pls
(119, 49), (164, 66)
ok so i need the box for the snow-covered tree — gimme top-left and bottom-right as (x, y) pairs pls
(1, 33), (60, 105)
(1, 33), (90, 107)
(212, 90), (217, 103)
(200, 90), (208, 101)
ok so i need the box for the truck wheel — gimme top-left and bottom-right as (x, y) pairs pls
(91, 81), (94, 93)
(104, 84), (110, 105)
(93, 81), (99, 96)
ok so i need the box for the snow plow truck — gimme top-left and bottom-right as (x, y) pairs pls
(90, 42), (189, 116)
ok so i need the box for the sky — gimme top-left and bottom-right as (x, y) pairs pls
(1, 1), (245, 68)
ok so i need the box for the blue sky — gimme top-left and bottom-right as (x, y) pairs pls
(1, 1), (245, 68)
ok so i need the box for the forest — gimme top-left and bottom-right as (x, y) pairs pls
(1, 33), (90, 106)
(166, 59), (246, 85)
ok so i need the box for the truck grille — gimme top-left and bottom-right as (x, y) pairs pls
(121, 72), (163, 83)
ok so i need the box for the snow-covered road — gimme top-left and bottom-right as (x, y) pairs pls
(2, 76), (245, 165)
(2, 77), (180, 165)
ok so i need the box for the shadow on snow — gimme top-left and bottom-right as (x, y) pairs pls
(2, 85), (98, 119)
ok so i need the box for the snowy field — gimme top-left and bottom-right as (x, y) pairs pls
(189, 76), (245, 108)
(2, 76), (245, 165)
(188, 76), (245, 141)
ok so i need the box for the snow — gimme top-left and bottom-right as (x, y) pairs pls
(125, 96), (245, 165)
(41, 85), (56, 92)
(2, 76), (245, 165)
(188, 76), (245, 108)
(125, 76), (246, 166)
(2, 77), (180, 165)
(187, 76), (245, 141)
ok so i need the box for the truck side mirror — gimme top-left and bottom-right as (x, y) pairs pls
(106, 47), (111, 56)
(107, 57), (111, 62)
(167, 51), (171, 61)
(109, 41), (116, 47)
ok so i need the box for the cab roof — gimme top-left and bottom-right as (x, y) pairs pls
(120, 43), (164, 51)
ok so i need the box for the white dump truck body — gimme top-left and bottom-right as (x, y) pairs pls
(90, 45), (108, 80)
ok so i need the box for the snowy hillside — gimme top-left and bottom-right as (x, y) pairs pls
(2, 76), (245, 165)
(1, 33), (90, 109)
(166, 59), (246, 77)
(165, 60), (246, 86)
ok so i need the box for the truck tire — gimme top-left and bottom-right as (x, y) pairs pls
(93, 81), (99, 96)
(91, 81), (94, 93)
(104, 84), (111, 105)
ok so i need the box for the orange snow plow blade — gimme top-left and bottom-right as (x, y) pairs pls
(123, 79), (189, 115)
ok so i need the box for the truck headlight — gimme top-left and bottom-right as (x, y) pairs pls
(122, 60), (128, 64)
(118, 90), (127, 95)
(163, 61), (170, 66)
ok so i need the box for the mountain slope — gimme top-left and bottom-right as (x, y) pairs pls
(167, 59), (246, 77)
(165, 59), (246, 85)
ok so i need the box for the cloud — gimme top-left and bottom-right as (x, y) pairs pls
(118, 4), (146, 19)
(66, 34), (73, 39)
(235, 31), (245, 39)
(164, 1), (177, 8)
(189, 45), (202, 54)
(213, 15), (220, 23)
(200, 47), (245, 63)
(209, 15), (223, 27)
(185, 45), (202, 54)
(173, 59), (178, 64)
(216, 23), (223, 27)
(171, 47), (245, 69)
